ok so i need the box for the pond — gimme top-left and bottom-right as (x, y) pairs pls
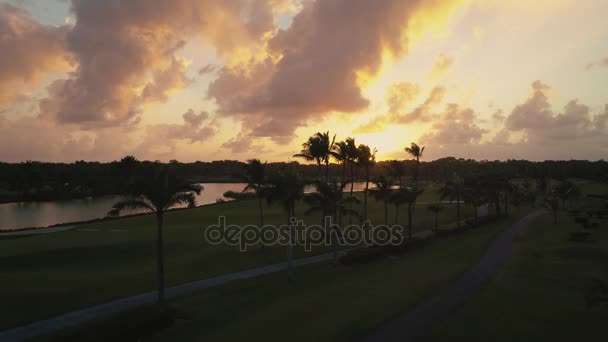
(0, 182), (369, 231)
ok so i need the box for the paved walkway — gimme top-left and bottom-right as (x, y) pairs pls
(359, 209), (547, 342)
(0, 225), (76, 237)
(0, 251), (345, 341)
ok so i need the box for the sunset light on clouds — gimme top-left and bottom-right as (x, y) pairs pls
(1, 0), (607, 162)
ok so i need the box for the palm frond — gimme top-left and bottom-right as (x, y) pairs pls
(108, 198), (154, 217)
(166, 192), (197, 210)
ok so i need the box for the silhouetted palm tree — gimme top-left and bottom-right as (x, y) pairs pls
(392, 187), (422, 239)
(293, 135), (324, 176)
(405, 143), (425, 189)
(331, 140), (350, 181)
(265, 168), (307, 282)
(427, 203), (444, 233)
(293, 132), (335, 180)
(385, 160), (407, 187)
(357, 144), (377, 222)
(370, 175), (393, 224)
(464, 177), (486, 225)
(543, 196), (560, 224)
(242, 159), (268, 250)
(318, 131), (336, 180)
(342, 137), (359, 224)
(440, 175), (464, 229)
(304, 179), (359, 264)
(108, 168), (202, 302)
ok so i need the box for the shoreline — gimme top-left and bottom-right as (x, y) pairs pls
(0, 200), (234, 234)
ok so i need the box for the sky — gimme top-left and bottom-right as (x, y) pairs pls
(0, 0), (607, 163)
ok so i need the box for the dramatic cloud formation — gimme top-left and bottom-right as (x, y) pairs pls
(40, 0), (288, 128)
(355, 83), (446, 133)
(134, 108), (218, 158)
(505, 81), (605, 143)
(1, 0), (607, 162)
(209, 0), (468, 146)
(420, 103), (487, 146)
(397, 85), (446, 123)
(420, 81), (608, 160)
(0, 4), (70, 106)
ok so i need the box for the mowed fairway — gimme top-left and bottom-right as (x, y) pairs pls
(0, 187), (470, 330)
(41, 206), (534, 342)
(430, 192), (608, 340)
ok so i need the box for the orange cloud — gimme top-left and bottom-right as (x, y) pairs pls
(40, 0), (286, 128)
(429, 53), (454, 79)
(0, 4), (70, 106)
(209, 0), (469, 150)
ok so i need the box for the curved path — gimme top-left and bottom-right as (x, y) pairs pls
(360, 209), (547, 342)
(0, 251), (346, 341)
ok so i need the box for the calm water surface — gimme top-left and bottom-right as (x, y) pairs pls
(0, 182), (369, 231)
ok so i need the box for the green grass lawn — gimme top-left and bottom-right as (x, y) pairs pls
(0, 188), (471, 330)
(40, 205), (534, 342)
(429, 210), (608, 341)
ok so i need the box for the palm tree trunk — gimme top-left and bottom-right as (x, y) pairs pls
(317, 161), (322, 178)
(287, 202), (294, 283)
(325, 160), (330, 181)
(156, 211), (165, 302)
(332, 212), (338, 265)
(456, 193), (461, 229)
(474, 206), (478, 226)
(415, 157), (420, 189)
(258, 197), (265, 251)
(407, 203), (413, 239)
(384, 200), (388, 225)
(553, 211), (557, 225)
(363, 166), (369, 222)
(341, 162), (346, 182)
(394, 204), (400, 224)
(349, 163), (354, 224)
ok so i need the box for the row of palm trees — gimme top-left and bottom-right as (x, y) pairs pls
(106, 131), (525, 302)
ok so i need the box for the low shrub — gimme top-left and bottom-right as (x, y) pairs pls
(339, 246), (387, 266)
(568, 231), (593, 243)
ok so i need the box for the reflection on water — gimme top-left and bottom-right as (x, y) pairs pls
(0, 182), (369, 231)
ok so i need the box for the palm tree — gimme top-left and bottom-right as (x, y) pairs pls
(342, 137), (359, 224)
(392, 187), (422, 239)
(304, 179), (359, 264)
(370, 175), (393, 224)
(427, 204), (444, 233)
(317, 131), (336, 180)
(464, 177), (485, 225)
(293, 135), (324, 176)
(265, 168), (307, 282)
(293, 132), (335, 180)
(242, 159), (267, 250)
(385, 160), (407, 187)
(405, 143), (425, 189)
(357, 144), (377, 222)
(543, 196), (559, 224)
(331, 140), (350, 181)
(440, 175), (464, 229)
(108, 168), (202, 302)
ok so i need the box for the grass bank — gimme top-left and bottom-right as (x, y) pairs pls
(430, 210), (608, 341)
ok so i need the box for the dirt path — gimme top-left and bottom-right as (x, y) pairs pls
(360, 210), (547, 342)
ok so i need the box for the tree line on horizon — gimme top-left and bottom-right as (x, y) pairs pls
(107, 130), (595, 300)
(1, 151), (606, 204)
